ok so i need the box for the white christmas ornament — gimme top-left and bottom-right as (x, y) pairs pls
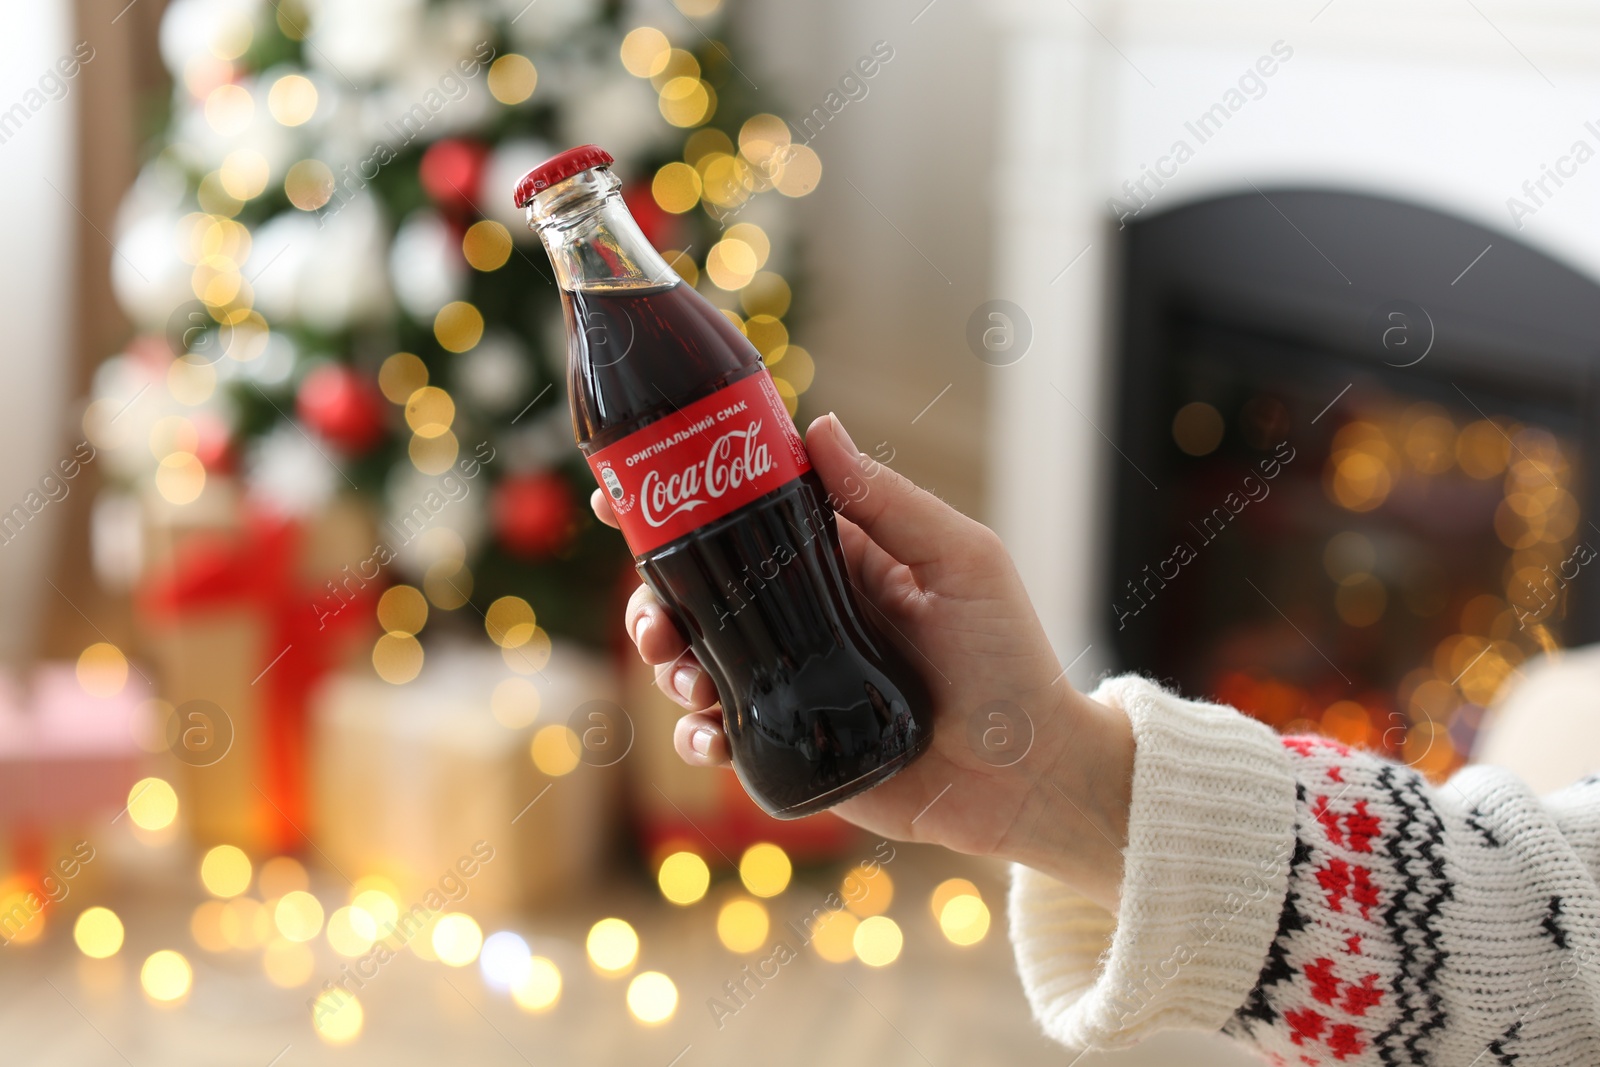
(308, 0), (426, 84)
(246, 423), (341, 518)
(455, 332), (530, 414)
(158, 0), (261, 79)
(561, 73), (669, 169)
(479, 138), (553, 236)
(250, 193), (392, 332)
(111, 212), (193, 330)
(383, 463), (488, 575)
(390, 211), (466, 320)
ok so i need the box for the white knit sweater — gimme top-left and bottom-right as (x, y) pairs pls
(1009, 675), (1600, 1065)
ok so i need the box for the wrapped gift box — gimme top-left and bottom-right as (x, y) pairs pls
(310, 641), (621, 916)
(139, 482), (377, 853)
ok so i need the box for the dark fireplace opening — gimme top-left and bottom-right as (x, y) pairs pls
(1108, 190), (1600, 777)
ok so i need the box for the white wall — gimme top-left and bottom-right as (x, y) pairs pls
(0, 6), (77, 662)
(738, 0), (1001, 519)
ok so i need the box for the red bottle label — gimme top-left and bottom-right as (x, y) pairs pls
(586, 369), (812, 557)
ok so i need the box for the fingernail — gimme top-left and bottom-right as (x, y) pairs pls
(829, 412), (859, 457)
(673, 665), (700, 702)
(690, 727), (714, 757)
(631, 609), (651, 650)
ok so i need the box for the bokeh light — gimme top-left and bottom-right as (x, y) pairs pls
(810, 909), (858, 963)
(268, 73), (318, 126)
(434, 302), (484, 352)
(377, 585), (429, 636)
(141, 950), (193, 1003)
(405, 386), (455, 438)
(408, 430), (460, 476)
(1172, 401), (1225, 456)
(531, 724), (581, 776)
(76, 642), (129, 698)
(200, 845), (252, 898)
(372, 632), (424, 684)
(326, 905), (378, 957)
(627, 971), (678, 1025)
(284, 159), (335, 212)
(841, 865), (893, 918)
(312, 990), (364, 1045)
(938, 894), (991, 946)
(485, 596), (537, 647)
(716, 897), (769, 953)
(480, 931), (532, 990)
(620, 27), (671, 78)
(652, 162), (702, 214)
(379, 352), (428, 403)
(852, 915), (903, 967)
(772, 144), (822, 197)
(204, 84), (253, 136)
(487, 54), (538, 105)
(512, 957), (563, 1012)
(127, 777), (179, 831)
(258, 856), (309, 899)
(930, 878), (980, 921)
(586, 917), (639, 974)
(659, 77), (713, 127)
(275, 890), (325, 942)
(657, 851), (710, 906)
(74, 907), (125, 959)
(463, 220), (514, 271)
(432, 913), (484, 967)
(738, 843), (791, 898)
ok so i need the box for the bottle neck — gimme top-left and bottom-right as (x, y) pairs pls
(525, 167), (674, 292)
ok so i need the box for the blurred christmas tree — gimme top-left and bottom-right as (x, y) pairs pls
(94, 0), (822, 651)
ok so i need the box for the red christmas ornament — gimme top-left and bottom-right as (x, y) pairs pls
(191, 411), (235, 473)
(296, 365), (387, 454)
(622, 181), (679, 250)
(420, 139), (489, 214)
(492, 472), (577, 559)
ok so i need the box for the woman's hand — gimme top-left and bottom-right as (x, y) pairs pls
(595, 413), (1135, 911)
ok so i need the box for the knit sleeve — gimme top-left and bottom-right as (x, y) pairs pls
(1008, 675), (1600, 1065)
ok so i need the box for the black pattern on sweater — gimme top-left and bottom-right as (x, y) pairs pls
(1488, 1020), (1523, 1065)
(1540, 895), (1568, 950)
(1370, 765), (1454, 1066)
(1227, 818), (1314, 1038)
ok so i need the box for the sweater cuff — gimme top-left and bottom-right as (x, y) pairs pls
(1008, 674), (1298, 1050)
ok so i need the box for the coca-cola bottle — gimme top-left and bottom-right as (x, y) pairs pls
(516, 145), (932, 817)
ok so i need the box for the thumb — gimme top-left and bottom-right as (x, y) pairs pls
(803, 413), (986, 580)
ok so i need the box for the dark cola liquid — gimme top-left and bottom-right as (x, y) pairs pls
(567, 282), (933, 817)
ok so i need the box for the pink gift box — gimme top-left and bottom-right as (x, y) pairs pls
(0, 664), (143, 821)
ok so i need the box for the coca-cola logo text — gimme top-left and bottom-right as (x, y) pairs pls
(640, 420), (774, 528)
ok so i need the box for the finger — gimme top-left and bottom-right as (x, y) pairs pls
(804, 413), (985, 580)
(836, 512), (911, 597)
(590, 488), (621, 529)
(626, 584), (689, 665)
(654, 655), (718, 710)
(673, 711), (730, 766)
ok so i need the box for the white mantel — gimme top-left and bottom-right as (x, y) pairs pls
(985, 0), (1600, 677)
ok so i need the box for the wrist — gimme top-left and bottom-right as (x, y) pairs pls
(993, 684), (1133, 911)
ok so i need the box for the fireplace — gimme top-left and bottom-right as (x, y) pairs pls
(1105, 190), (1599, 773)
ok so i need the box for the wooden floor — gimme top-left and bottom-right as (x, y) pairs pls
(0, 844), (1253, 1066)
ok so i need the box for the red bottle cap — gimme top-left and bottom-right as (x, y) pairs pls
(513, 144), (615, 208)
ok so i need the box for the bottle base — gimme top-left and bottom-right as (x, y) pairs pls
(763, 731), (933, 820)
